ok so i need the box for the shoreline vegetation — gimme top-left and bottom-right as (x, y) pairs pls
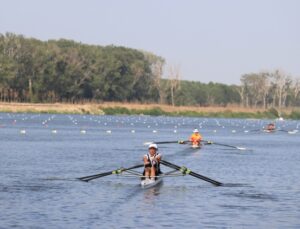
(1, 102), (300, 119)
(2, 33), (300, 112)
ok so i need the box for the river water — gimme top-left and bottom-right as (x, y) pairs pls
(0, 113), (299, 228)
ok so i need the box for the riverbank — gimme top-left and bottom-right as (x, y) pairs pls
(1, 102), (299, 119)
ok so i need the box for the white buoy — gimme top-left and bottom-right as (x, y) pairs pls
(153, 130), (157, 133)
(20, 129), (26, 134)
(80, 130), (86, 134)
(51, 130), (57, 134)
(232, 130), (236, 133)
(173, 130), (177, 133)
(106, 130), (112, 134)
(131, 130), (135, 133)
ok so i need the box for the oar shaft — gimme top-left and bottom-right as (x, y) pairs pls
(203, 140), (245, 150)
(189, 171), (222, 186)
(79, 171), (113, 181)
(156, 141), (181, 144)
(212, 143), (237, 149)
(145, 140), (190, 145)
(160, 160), (222, 186)
(78, 164), (144, 182)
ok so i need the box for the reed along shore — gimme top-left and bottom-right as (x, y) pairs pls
(0, 102), (299, 119)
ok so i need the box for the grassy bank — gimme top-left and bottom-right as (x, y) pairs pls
(1, 102), (300, 119)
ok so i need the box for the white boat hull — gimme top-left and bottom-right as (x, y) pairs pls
(191, 144), (201, 149)
(141, 177), (163, 188)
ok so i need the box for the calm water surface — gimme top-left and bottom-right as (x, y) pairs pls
(0, 113), (300, 228)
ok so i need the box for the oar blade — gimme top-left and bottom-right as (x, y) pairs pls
(143, 141), (154, 145)
(78, 170), (114, 182)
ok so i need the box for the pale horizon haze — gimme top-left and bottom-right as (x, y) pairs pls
(1, 0), (299, 85)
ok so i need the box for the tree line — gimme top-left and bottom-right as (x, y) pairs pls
(0, 33), (299, 108)
(239, 71), (300, 109)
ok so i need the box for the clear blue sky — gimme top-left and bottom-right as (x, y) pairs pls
(1, 0), (299, 85)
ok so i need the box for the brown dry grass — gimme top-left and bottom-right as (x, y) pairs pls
(100, 102), (268, 113)
(0, 102), (104, 114)
(0, 101), (288, 114)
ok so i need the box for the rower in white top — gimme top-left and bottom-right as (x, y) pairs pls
(141, 143), (162, 187)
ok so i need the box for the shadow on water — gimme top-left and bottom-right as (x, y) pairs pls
(219, 183), (277, 201)
(40, 175), (157, 218)
(0, 182), (63, 193)
(221, 183), (253, 188)
(41, 177), (78, 182)
(223, 190), (278, 201)
(218, 204), (258, 210)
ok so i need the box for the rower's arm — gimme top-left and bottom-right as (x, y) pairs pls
(143, 155), (150, 166)
(156, 154), (162, 163)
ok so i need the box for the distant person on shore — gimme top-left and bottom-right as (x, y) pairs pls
(189, 129), (202, 147)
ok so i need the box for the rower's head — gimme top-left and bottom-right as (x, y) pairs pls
(148, 143), (158, 155)
(193, 129), (199, 134)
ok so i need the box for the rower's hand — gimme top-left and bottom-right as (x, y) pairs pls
(152, 160), (157, 165)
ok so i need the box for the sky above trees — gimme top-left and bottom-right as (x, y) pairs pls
(1, 0), (299, 84)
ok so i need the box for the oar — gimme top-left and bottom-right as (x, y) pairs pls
(78, 164), (144, 182)
(143, 140), (189, 145)
(246, 128), (262, 133)
(160, 160), (222, 186)
(277, 129), (298, 134)
(203, 140), (247, 150)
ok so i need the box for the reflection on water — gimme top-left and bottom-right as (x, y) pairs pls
(143, 181), (163, 201)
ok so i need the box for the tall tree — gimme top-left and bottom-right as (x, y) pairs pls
(167, 64), (181, 106)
